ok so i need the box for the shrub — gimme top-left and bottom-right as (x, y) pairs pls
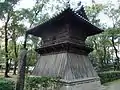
(25, 71), (120, 89)
(25, 76), (62, 90)
(0, 78), (15, 90)
(98, 71), (120, 84)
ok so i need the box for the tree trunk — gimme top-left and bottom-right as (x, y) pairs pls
(13, 61), (17, 75)
(103, 45), (106, 64)
(8, 59), (12, 73)
(15, 33), (28, 90)
(93, 39), (97, 50)
(106, 47), (110, 64)
(15, 49), (27, 90)
(4, 13), (10, 77)
(111, 36), (119, 70)
(12, 29), (18, 75)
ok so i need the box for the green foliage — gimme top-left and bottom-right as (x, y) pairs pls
(25, 76), (62, 90)
(0, 0), (20, 19)
(19, 0), (49, 27)
(98, 71), (120, 84)
(85, 2), (120, 71)
(85, 4), (104, 26)
(0, 78), (15, 90)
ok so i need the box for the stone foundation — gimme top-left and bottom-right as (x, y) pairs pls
(60, 77), (101, 90)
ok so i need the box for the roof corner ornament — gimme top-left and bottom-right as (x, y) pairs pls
(75, 2), (89, 20)
(77, 1), (81, 6)
(66, 0), (70, 8)
(75, 1), (82, 11)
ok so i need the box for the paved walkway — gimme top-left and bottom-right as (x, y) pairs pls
(103, 79), (120, 90)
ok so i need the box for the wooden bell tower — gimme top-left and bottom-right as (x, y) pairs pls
(27, 6), (103, 90)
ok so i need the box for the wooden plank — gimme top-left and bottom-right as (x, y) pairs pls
(32, 53), (98, 81)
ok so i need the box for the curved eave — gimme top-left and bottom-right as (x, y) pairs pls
(73, 12), (104, 36)
(26, 8), (104, 37)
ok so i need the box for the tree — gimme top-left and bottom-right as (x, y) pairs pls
(0, 0), (20, 77)
(85, 3), (104, 27)
(15, 0), (50, 90)
(104, 2), (120, 70)
(8, 10), (26, 75)
(85, 4), (107, 71)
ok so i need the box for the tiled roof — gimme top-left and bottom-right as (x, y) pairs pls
(26, 6), (103, 36)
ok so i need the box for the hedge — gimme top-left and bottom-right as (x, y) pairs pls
(98, 71), (120, 84)
(0, 78), (15, 90)
(25, 71), (120, 90)
(25, 76), (61, 90)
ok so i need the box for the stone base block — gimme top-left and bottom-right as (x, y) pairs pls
(60, 77), (102, 90)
